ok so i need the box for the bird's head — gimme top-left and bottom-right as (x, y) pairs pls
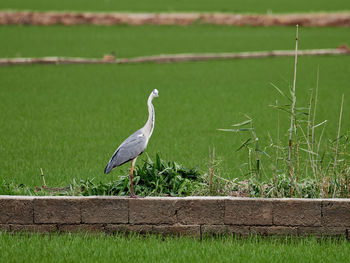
(152, 89), (159, 98)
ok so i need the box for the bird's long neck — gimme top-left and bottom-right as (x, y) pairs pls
(142, 94), (155, 139)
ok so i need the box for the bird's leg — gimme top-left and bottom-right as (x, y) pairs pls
(129, 158), (138, 198)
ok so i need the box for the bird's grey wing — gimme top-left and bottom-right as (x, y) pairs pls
(104, 130), (147, 174)
(114, 133), (147, 166)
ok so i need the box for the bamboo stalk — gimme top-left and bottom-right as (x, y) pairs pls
(311, 67), (320, 181)
(306, 88), (313, 178)
(40, 168), (47, 187)
(275, 99), (280, 198)
(334, 94), (345, 171)
(288, 25), (299, 163)
(209, 146), (212, 191)
(288, 25), (299, 196)
(275, 100), (280, 177)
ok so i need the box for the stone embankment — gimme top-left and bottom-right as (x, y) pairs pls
(1, 196), (350, 238)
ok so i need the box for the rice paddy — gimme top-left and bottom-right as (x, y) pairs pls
(1, 1), (350, 260)
(1, 0), (349, 13)
(0, 25), (350, 187)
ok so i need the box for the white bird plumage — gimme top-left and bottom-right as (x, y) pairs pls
(104, 89), (159, 197)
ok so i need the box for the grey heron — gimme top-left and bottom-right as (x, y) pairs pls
(104, 89), (159, 198)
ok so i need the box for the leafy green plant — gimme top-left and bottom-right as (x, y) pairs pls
(218, 116), (270, 181)
(0, 154), (206, 197)
(132, 153), (205, 196)
(71, 154), (207, 196)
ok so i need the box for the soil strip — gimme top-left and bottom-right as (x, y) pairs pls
(0, 11), (350, 27)
(1, 47), (349, 66)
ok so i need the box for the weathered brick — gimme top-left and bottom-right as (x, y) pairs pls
(297, 226), (347, 237)
(105, 224), (153, 235)
(273, 199), (321, 226)
(227, 225), (251, 236)
(225, 198), (272, 225)
(104, 224), (127, 234)
(11, 224), (57, 233)
(177, 198), (224, 225)
(250, 226), (297, 236)
(152, 224), (200, 237)
(129, 198), (177, 224)
(58, 224), (103, 233)
(322, 200), (350, 227)
(0, 197), (33, 224)
(105, 223), (200, 237)
(201, 225), (228, 237)
(0, 224), (11, 231)
(81, 197), (128, 224)
(34, 198), (81, 224)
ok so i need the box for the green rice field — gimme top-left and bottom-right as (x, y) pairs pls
(1, 25), (349, 58)
(1, 0), (350, 259)
(1, 25), (350, 187)
(1, 0), (349, 13)
(0, 232), (349, 263)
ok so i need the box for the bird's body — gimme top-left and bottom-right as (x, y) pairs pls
(104, 89), (159, 197)
(104, 128), (147, 174)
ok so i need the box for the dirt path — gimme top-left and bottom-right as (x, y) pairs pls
(1, 11), (350, 27)
(1, 47), (349, 66)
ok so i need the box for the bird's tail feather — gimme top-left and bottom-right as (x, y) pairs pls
(104, 163), (112, 174)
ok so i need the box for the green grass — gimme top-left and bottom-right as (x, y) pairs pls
(0, 232), (349, 263)
(1, 0), (350, 13)
(1, 25), (350, 58)
(1, 25), (350, 188)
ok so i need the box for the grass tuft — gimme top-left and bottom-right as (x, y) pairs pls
(216, 27), (349, 198)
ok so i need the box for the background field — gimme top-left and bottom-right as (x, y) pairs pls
(1, 232), (350, 263)
(1, 0), (350, 13)
(1, 26), (350, 58)
(1, 25), (349, 187)
(1, 0), (350, 259)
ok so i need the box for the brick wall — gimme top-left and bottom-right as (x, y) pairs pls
(1, 196), (349, 238)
